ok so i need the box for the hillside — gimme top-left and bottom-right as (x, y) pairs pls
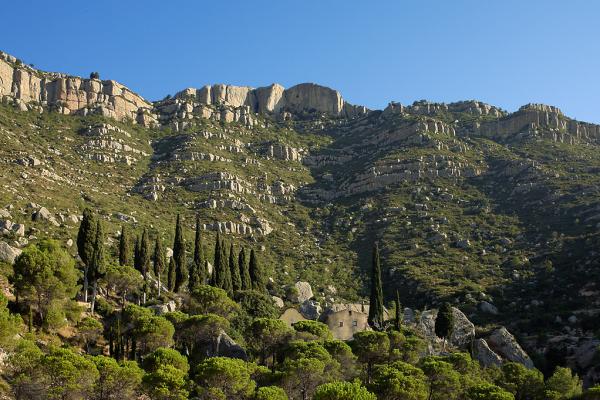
(2, 49), (600, 384)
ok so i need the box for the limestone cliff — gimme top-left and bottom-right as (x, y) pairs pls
(0, 51), (153, 123)
(173, 82), (368, 119)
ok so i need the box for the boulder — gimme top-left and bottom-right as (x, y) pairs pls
(294, 281), (314, 303)
(486, 327), (534, 368)
(417, 307), (475, 348)
(272, 296), (285, 309)
(0, 241), (22, 264)
(479, 301), (499, 315)
(33, 207), (51, 221)
(148, 300), (177, 316)
(300, 299), (322, 320)
(12, 224), (25, 237)
(473, 338), (503, 367)
(0, 210), (11, 219)
(215, 331), (247, 360)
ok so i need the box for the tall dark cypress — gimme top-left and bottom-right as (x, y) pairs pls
(167, 257), (175, 292)
(90, 220), (105, 314)
(173, 214), (187, 292)
(153, 237), (166, 297)
(249, 248), (266, 292)
(394, 289), (402, 331)
(139, 229), (150, 303)
(221, 240), (232, 295)
(190, 217), (206, 290)
(229, 243), (241, 292)
(435, 302), (454, 351)
(118, 225), (131, 266)
(211, 232), (222, 287)
(239, 247), (251, 290)
(368, 242), (385, 330)
(133, 236), (141, 273)
(77, 208), (96, 302)
(139, 229), (150, 280)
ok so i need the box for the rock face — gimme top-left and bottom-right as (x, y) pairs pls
(477, 103), (600, 144)
(473, 338), (503, 367)
(486, 327), (534, 368)
(300, 299), (322, 320)
(294, 281), (314, 303)
(416, 307), (475, 348)
(0, 241), (22, 264)
(215, 331), (247, 360)
(173, 82), (367, 119)
(0, 51), (153, 122)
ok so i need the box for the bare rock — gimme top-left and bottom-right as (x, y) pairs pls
(294, 281), (314, 303)
(272, 296), (285, 309)
(479, 301), (499, 315)
(487, 327), (534, 368)
(0, 241), (22, 264)
(300, 299), (322, 320)
(473, 338), (503, 367)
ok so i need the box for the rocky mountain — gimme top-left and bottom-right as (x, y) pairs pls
(2, 50), (600, 380)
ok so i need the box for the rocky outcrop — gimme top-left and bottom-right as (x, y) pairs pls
(477, 103), (600, 144)
(81, 124), (148, 165)
(171, 82), (368, 119)
(293, 281), (314, 303)
(473, 338), (503, 367)
(0, 241), (22, 264)
(268, 143), (303, 162)
(416, 307), (475, 348)
(0, 51), (153, 122)
(486, 327), (534, 368)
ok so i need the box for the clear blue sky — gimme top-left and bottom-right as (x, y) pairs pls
(4, 1), (599, 122)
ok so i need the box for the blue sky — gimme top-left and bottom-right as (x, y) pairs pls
(4, 1), (599, 122)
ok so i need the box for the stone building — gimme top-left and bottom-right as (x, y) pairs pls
(319, 303), (389, 340)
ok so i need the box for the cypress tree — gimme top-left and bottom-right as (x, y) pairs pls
(167, 257), (175, 292)
(435, 302), (454, 352)
(368, 242), (385, 330)
(394, 289), (402, 331)
(90, 220), (105, 314)
(221, 240), (232, 295)
(229, 243), (241, 292)
(190, 217), (206, 290)
(153, 237), (166, 297)
(211, 232), (222, 287)
(133, 236), (141, 273)
(239, 247), (251, 290)
(77, 208), (96, 302)
(173, 214), (187, 292)
(249, 248), (266, 292)
(118, 225), (131, 266)
(139, 229), (150, 303)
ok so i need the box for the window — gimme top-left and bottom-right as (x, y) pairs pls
(339, 321), (344, 327)
(352, 320), (358, 327)
(349, 310), (353, 316)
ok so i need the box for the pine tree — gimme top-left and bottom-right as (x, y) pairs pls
(211, 232), (222, 287)
(394, 289), (402, 331)
(167, 257), (175, 292)
(435, 302), (454, 352)
(77, 208), (96, 303)
(229, 243), (241, 292)
(249, 248), (266, 292)
(153, 237), (166, 297)
(90, 220), (105, 314)
(118, 225), (131, 266)
(173, 214), (187, 292)
(239, 247), (251, 290)
(368, 242), (385, 330)
(139, 229), (150, 303)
